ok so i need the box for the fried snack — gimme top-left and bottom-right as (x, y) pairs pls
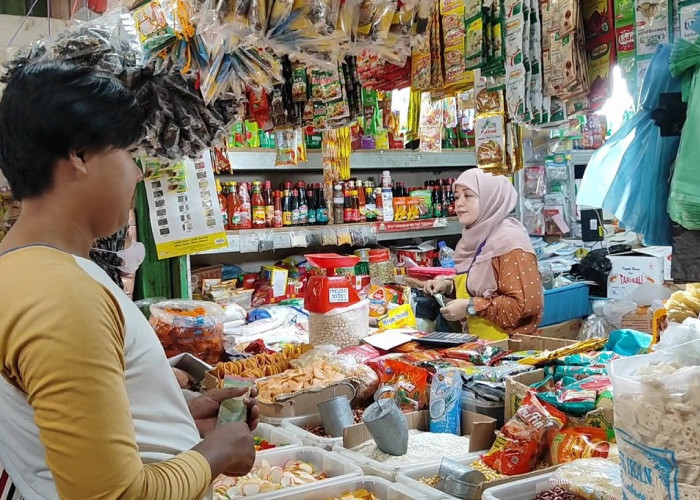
(257, 360), (348, 403)
(211, 344), (312, 383)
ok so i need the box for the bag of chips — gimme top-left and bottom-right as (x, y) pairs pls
(441, 342), (507, 365)
(482, 392), (567, 475)
(549, 427), (616, 465)
(367, 358), (429, 411)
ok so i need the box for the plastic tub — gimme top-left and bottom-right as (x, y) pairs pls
(281, 414), (343, 451)
(332, 442), (478, 482)
(541, 283), (590, 327)
(253, 423), (302, 454)
(261, 475), (441, 499)
(395, 453), (481, 499)
(482, 473), (554, 500)
(460, 391), (505, 428)
(217, 447), (362, 499)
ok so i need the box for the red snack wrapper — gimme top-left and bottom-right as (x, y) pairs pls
(367, 358), (430, 411)
(482, 392), (567, 475)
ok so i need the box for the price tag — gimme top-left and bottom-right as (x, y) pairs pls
(329, 287), (350, 303)
(408, 154), (421, 163)
(273, 233), (292, 249)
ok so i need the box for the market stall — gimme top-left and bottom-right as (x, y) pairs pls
(3, 0), (700, 496)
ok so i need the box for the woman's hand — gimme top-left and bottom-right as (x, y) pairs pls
(440, 299), (470, 322)
(424, 279), (451, 295)
(188, 386), (260, 437)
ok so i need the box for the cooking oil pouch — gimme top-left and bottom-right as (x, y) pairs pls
(429, 369), (462, 435)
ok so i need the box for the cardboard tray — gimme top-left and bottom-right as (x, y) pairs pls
(396, 454), (558, 500)
(489, 334), (580, 352)
(332, 410), (497, 481)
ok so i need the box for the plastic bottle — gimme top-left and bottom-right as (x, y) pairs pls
(238, 182), (252, 229)
(228, 181), (242, 230)
(282, 189), (292, 227)
(273, 190), (283, 228)
(251, 181), (266, 229)
(216, 179), (228, 230)
(296, 181), (308, 225)
(316, 184), (329, 224)
(344, 188), (353, 223)
(365, 187), (377, 222)
(290, 189), (300, 226)
(375, 187), (384, 222)
(263, 180), (274, 228)
(381, 187), (394, 222)
(307, 187), (317, 225)
(333, 184), (344, 224)
(438, 241), (456, 268)
(382, 170), (392, 189)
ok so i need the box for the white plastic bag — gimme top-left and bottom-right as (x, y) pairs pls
(308, 300), (369, 348)
(610, 339), (700, 499)
(655, 317), (700, 351)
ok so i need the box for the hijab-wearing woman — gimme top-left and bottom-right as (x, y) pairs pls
(424, 169), (543, 338)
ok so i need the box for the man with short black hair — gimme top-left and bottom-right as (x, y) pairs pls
(0, 61), (258, 499)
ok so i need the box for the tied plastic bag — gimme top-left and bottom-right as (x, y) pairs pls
(610, 338), (700, 498)
(655, 317), (700, 351)
(149, 300), (224, 364)
(579, 300), (636, 340)
(308, 300), (369, 348)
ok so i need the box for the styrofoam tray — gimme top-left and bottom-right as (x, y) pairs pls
(395, 453), (482, 499)
(253, 423), (302, 454)
(217, 447), (362, 500)
(260, 475), (444, 499)
(481, 473), (554, 500)
(281, 414), (343, 451)
(332, 444), (479, 482)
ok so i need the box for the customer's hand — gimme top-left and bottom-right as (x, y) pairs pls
(424, 279), (450, 295)
(194, 422), (256, 477)
(440, 299), (469, 322)
(188, 386), (260, 437)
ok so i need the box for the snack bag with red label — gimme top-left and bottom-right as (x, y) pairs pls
(482, 392), (567, 475)
(442, 342), (507, 366)
(549, 427), (615, 465)
(367, 358), (429, 411)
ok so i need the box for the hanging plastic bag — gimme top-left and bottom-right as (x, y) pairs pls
(577, 44), (681, 246)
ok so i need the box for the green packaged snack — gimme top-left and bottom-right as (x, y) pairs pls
(410, 190), (433, 219)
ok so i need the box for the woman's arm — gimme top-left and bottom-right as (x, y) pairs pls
(3, 283), (215, 499)
(473, 249), (543, 329)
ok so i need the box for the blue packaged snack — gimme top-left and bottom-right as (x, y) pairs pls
(429, 369), (462, 435)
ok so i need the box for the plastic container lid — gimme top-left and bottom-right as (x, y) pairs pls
(438, 241), (447, 248)
(406, 267), (456, 279)
(305, 253), (360, 272)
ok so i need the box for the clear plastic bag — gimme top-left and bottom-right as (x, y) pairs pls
(149, 300), (225, 364)
(610, 340), (700, 498)
(308, 300), (370, 348)
(548, 458), (622, 500)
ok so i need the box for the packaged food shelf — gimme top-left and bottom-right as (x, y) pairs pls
(253, 422), (303, 454)
(261, 475), (441, 500)
(281, 414), (343, 451)
(193, 218), (462, 256)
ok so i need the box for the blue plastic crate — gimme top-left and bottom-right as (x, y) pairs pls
(540, 283), (590, 327)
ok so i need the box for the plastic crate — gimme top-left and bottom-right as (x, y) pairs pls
(253, 423), (302, 454)
(395, 453), (482, 499)
(217, 447), (362, 499)
(540, 283), (590, 327)
(261, 476), (441, 499)
(482, 473), (554, 500)
(282, 414), (343, 451)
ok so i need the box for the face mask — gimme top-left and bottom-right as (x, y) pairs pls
(93, 241), (146, 274)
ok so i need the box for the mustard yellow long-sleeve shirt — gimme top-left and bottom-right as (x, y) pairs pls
(0, 246), (211, 499)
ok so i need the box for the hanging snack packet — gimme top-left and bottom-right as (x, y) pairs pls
(482, 391), (567, 475)
(132, 0), (176, 58)
(429, 369), (462, 435)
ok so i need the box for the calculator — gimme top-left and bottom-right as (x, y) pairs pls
(415, 331), (478, 347)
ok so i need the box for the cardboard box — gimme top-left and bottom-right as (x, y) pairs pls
(535, 319), (583, 340)
(342, 410), (497, 454)
(205, 371), (358, 419)
(504, 369), (613, 429)
(621, 305), (654, 334)
(636, 246), (672, 281)
(606, 250), (665, 298)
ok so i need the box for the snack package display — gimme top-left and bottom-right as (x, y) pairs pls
(149, 300), (225, 364)
(482, 391), (567, 475)
(531, 374), (613, 416)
